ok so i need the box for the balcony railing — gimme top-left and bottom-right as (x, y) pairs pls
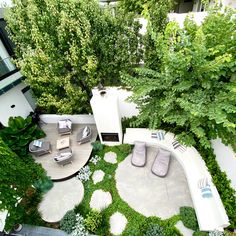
(0, 57), (16, 78)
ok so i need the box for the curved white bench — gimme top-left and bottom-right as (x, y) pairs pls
(123, 128), (229, 231)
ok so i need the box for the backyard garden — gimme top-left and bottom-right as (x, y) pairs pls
(0, 0), (236, 235)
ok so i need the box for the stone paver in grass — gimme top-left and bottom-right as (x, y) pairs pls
(104, 151), (117, 164)
(92, 170), (105, 184)
(109, 212), (127, 236)
(90, 189), (112, 212)
(115, 147), (193, 219)
(39, 178), (84, 222)
(175, 221), (194, 236)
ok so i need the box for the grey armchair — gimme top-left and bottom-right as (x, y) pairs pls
(29, 140), (51, 156)
(76, 126), (92, 144)
(58, 119), (72, 135)
(54, 148), (73, 165)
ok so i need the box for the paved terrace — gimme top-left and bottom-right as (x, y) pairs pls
(33, 123), (97, 181)
(116, 147), (193, 218)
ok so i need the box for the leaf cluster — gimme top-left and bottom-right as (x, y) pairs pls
(0, 116), (45, 157)
(180, 206), (199, 231)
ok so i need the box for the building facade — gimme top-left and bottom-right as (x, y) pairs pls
(0, 9), (36, 126)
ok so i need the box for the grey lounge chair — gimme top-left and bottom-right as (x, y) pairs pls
(54, 147), (73, 165)
(152, 148), (171, 177)
(58, 119), (72, 135)
(77, 126), (92, 144)
(29, 140), (51, 156)
(131, 141), (147, 167)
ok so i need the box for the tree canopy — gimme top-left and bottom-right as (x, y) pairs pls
(6, 0), (142, 114)
(123, 6), (236, 150)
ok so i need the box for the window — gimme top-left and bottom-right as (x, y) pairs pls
(0, 39), (16, 77)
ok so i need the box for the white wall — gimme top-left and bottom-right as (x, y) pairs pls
(91, 89), (123, 145)
(211, 139), (236, 191)
(92, 87), (139, 118)
(39, 114), (95, 124)
(168, 12), (208, 28)
(222, 0), (236, 8)
(0, 82), (33, 126)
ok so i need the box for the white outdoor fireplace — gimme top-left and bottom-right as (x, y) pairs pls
(90, 88), (123, 145)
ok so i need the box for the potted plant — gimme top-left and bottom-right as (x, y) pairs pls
(14, 223), (22, 232)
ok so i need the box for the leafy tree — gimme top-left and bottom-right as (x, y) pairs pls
(122, 6), (236, 151)
(118, 0), (147, 14)
(143, 0), (175, 69)
(6, 0), (142, 114)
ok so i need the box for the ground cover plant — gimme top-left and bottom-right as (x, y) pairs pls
(180, 206), (198, 231)
(0, 138), (46, 230)
(71, 144), (183, 235)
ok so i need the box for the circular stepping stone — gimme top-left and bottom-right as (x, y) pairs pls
(109, 212), (127, 235)
(104, 151), (117, 164)
(90, 190), (112, 211)
(39, 178), (84, 222)
(92, 170), (105, 184)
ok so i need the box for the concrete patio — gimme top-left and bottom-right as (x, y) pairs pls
(116, 146), (193, 219)
(33, 123), (97, 181)
(38, 178), (84, 222)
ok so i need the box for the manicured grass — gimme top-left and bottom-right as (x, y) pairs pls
(75, 144), (182, 235)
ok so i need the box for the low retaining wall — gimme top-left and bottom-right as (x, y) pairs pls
(39, 114), (95, 124)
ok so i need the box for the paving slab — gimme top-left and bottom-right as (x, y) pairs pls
(90, 189), (112, 211)
(109, 212), (127, 236)
(92, 170), (105, 184)
(39, 178), (84, 222)
(115, 147), (193, 219)
(104, 151), (117, 164)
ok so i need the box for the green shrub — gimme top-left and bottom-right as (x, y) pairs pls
(146, 223), (165, 236)
(60, 210), (77, 234)
(91, 141), (104, 152)
(84, 210), (102, 233)
(117, 144), (132, 156)
(180, 207), (198, 231)
(193, 231), (209, 236)
(34, 176), (53, 193)
(0, 116), (45, 157)
(124, 226), (142, 236)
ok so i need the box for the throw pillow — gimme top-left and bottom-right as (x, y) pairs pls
(59, 120), (67, 129)
(82, 126), (89, 138)
(33, 140), (42, 148)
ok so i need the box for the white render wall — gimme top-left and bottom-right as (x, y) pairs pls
(91, 89), (123, 145)
(0, 82), (33, 126)
(39, 114), (95, 124)
(211, 139), (236, 191)
(92, 87), (139, 118)
(222, 0), (236, 8)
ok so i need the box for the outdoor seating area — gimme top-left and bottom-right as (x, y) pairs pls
(31, 121), (98, 181)
(124, 128), (230, 231)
